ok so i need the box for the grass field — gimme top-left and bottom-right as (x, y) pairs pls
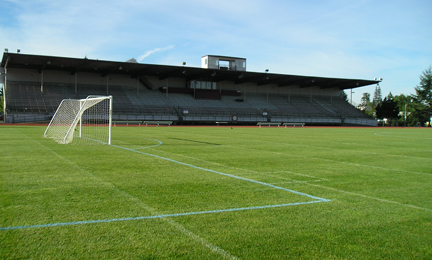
(1, 125), (431, 259)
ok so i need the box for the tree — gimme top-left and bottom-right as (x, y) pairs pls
(372, 85), (382, 106)
(360, 93), (371, 106)
(393, 94), (413, 126)
(387, 92), (394, 100)
(342, 90), (349, 102)
(376, 96), (399, 125)
(359, 92), (376, 117)
(414, 66), (432, 126)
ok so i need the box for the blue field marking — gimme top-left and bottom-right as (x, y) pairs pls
(0, 201), (324, 231)
(0, 139), (331, 231)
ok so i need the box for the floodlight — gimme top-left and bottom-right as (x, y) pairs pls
(265, 69), (269, 73)
(17, 49), (20, 53)
(4, 48), (8, 53)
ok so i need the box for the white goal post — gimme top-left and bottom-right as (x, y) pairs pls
(44, 95), (112, 145)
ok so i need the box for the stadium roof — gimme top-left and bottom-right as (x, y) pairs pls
(1, 52), (380, 90)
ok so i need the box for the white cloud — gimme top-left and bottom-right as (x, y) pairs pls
(137, 45), (175, 62)
(1, 0), (431, 104)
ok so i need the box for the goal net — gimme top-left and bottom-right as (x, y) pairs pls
(44, 95), (112, 145)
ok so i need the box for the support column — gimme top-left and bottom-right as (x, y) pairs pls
(75, 73), (78, 94)
(166, 79), (168, 97)
(3, 58), (9, 122)
(288, 87), (290, 102)
(108, 96), (113, 145)
(106, 75), (109, 95)
(41, 71), (44, 92)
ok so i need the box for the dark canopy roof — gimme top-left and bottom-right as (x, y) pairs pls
(1, 53), (380, 90)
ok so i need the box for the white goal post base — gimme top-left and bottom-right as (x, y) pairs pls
(44, 95), (112, 145)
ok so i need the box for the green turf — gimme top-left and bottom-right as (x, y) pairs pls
(1, 125), (431, 259)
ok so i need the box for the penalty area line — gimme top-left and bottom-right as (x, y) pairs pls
(0, 200), (327, 231)
(1, 139), (331, 232)
(113, 143), (330, 202)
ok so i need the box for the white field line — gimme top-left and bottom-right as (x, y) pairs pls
(219, 142), (432, 177)
(176, 128), (432, 155)
(269, 180), (327, 185)
(146, 131), (431, 176)
(112, 137), (162, 150)
(282, 133), (432, 153)
(146, 148), (328, 183)
(21, 136), (239, 260)
(250, 137), (432, 161)
(260, 170), (329, 181)
(374, 132), (432, 140)
(143, 146), (432, 212)
(306, 183), (432, 212)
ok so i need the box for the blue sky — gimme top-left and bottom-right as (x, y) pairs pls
(1, 0), (431, 103)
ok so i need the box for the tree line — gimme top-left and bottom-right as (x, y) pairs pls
(358, 66), (432, 127)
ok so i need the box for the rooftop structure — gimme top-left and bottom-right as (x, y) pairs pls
(201, 55), (246, 71)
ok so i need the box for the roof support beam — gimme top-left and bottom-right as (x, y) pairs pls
(278, 77), (310, 87)
(186, 70), (218, 81)
(159, 68), (187, 80)
(257, 76), (287, 86)
(71, 58), (90, 75)
(234, 74), (263, 85)
(100, 62), (125, 77)
(130, 66), (151, 78)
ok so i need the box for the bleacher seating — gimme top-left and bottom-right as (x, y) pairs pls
(5, 81), (374, 125)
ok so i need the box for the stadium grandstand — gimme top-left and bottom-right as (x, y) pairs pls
(1, 52), (380, 126)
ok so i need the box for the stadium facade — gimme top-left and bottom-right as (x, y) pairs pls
(1, 52), (380, 126)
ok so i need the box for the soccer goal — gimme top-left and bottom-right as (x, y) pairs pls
(44, 95), (112, 145)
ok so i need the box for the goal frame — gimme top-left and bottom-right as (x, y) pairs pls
(44, 95), (112, 145)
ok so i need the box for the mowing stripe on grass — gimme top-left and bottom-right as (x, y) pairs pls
(112, 143), (330, 202)
(0, 201), (322, 231)
(306, 183), (432, 212)
(0, 140), (330, 231)
(22, 135), (238, 260)
(1, 134), (329, 234)
(226, 141), (432, 176)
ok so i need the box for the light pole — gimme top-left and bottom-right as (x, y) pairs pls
(350, 89), (355, 105)
(265, 69), (269, 101)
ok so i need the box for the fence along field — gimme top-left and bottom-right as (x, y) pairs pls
(1, 125), (431, 259)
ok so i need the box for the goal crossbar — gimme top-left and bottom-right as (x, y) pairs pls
(44, 95), (112, 145)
